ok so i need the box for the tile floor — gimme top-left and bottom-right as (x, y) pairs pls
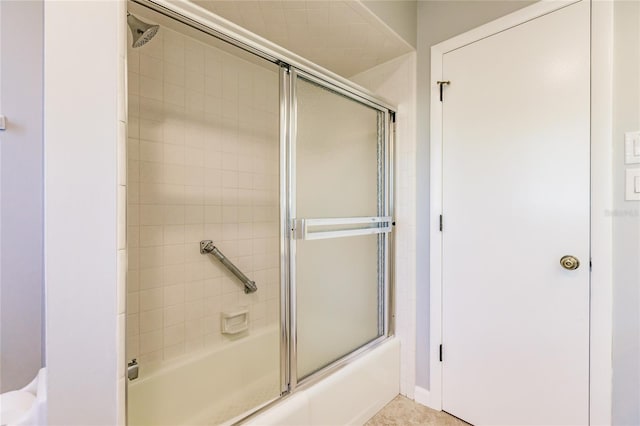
(365, 395), (469, 426)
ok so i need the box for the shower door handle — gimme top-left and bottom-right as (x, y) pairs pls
(292, 216), (392, 240)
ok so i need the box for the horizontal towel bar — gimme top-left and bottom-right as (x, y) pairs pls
(294, 216), (392, 240)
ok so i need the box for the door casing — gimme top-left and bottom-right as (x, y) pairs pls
(428, 1), (614, 424)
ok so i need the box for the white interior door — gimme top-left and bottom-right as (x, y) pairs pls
(441, 2), (590, 425)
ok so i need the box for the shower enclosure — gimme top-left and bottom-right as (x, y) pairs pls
(125, 2), (394, 424)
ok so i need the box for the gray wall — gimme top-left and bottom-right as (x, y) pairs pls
(0, 0), (44, 392)
(361, 0), (417, 48)
(612, 2), (640, 424)
(415, 0), (535, 389)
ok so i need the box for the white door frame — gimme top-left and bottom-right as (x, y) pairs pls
(428, 1), (613, 424)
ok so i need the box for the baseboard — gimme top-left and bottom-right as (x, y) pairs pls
(414, 386), (434, 409)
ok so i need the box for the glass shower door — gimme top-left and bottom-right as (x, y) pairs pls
(126, 5), (282, 424)
(291, 72), (392, 381)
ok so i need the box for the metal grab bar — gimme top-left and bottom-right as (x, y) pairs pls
(294, 216), (393, 240)
(200, 240), (257, 294)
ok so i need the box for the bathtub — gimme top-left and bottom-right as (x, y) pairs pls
(246, 338), (400, 426)
(128, 329), (399, 426)
(128, 327), (280, 426)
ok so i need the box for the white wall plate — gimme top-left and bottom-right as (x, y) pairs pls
(624, 131), (640, 164)
(625, 168), (640, 201)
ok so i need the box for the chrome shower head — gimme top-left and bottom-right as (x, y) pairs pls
(127, 13), (159, 48)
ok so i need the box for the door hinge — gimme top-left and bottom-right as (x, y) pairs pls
(391, 111), (396, 123)
(439, 215), (443, 232)
(437, 81), (450, 102)
(439, 344), (443, 362)
(590, 258), (592, 271)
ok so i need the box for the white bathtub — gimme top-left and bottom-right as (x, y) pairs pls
(128, 327), (280, 426)
(246, 338), (400, 426)
(128, 329), (399, 426)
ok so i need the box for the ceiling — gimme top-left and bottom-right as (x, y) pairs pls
(192, 0), (414, 77)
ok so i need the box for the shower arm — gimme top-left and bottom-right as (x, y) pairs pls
(200, 240), (258, 294)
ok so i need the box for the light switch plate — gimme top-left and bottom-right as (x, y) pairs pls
(625, 131), (640, 164)
(626, 168), (640, 201)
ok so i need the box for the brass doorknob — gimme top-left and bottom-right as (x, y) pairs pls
(560, 255), (580, 270)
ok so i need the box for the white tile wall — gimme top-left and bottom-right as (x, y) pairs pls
(126, 23), (280, 369)
(117, 1), (128, 424)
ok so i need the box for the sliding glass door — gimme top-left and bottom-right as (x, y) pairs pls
(289, 71), (392, 382)
(126, 5), (282, 424)
(126, 3), (394, 420)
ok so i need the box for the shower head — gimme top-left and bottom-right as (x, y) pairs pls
(127, 13), (159, 48)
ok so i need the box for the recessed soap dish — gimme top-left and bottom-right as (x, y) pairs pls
(221, 309), (249, 335)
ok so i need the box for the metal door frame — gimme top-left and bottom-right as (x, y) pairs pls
(285, 67), (394, 392)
